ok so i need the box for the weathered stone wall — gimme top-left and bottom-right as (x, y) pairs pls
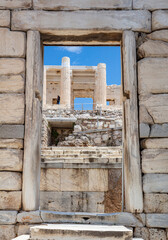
(0, 0), (168, 239)
(42, 109), (122, 147)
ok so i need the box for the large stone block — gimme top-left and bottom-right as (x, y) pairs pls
(0, 172), (21, 190)
(139, 123), (150, 138)
(146, 214), (168, 228)
(152, 10), (168, 31)
(138, 40), (168, 58)
(142, 149), (168, 173)
(12, 10), (151, 33)
(149, 228), (167, 240)
(138, 58), (168, 95)
(0, 211), (17, 224)
(0, 29), (26, 57)
(0, 149), (23, 171)
(40, 169), (61, 191)
(0, 94), (25, 124)
(141, 138), (168, 149)
(134, 227), (149, 240)
(33, 0), (132, 10)
(143, 174), (168, 193)
(144, 194), (168, 213)
(40, 191), (104, 213)
(148, 30), (168, 42)
(139, 94), (168, 124)
(0, 225), (16, 240)
(150, 124), (168, 137)
(0, 10), (10, 27)
(0, 139), (23, 149)
(0, 58), (25, 75)
(0, 125), (24, 139)
(0, 75), (24, 93)
(17, 211), (42, 223)
(0, 191), (21, 210)
(0, 0), (31, 9)
(133, 0), (168, 10)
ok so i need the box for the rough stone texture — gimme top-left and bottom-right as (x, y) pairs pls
(0, 58), (25, 75)
(138, 58), (168, 95)
(0, 211), (17, 224)
(146, 214), (168, 228)
(141, 138), (168, 149)
(138, 40), (168, 58)
(150, 124), (168, 138)
(152, 10), (168, 31)
(0, 172), (21, 190)
(0, 191), (21, 210)
(149, 228), (167, 240)
(142, 149), (168, 173)
(0, 10), (10, 27)
(40, 191), (104, 213)
(0, 149), (23, 171)
(148, 30), (168, 42)
(40, 169), (61, 191)
(143, 174), (168, 193)
(139, 123), (150, 138)
(0, 225), (16, 240)
(0, 139), (23, 149)
(134, 227), (149, 240)
(133, 0), (168, 10)
(139, 94), (168, 124)
(0, 75), (24, 93)
(33, 0), (132, 10)
(12, 10), (151, 33)
(0, 125), (24, 139)
(0, 0), (31, 9)
(144, 194), (168, 213)
(17, 211), (43, 223)
(0, 94), (25, 124)
(0, 28), (26, 57)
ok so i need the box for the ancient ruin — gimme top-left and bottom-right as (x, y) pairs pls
(0, 0), (168, 239)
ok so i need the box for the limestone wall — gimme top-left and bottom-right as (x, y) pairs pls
(0, 0), (168, 239)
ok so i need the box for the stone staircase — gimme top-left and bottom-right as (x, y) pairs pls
(13, 224), (143, 240)
(41, 146), (122, 165)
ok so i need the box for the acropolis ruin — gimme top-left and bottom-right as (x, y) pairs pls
(0, 0), (168, 240)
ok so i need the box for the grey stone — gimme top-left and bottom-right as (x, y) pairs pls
(0, 125), (24, 139)
(0, 0), (31, 9)
(152, 10), (168, 31)
(150, 124), (168, 138)
(139, 123), (150, 138)
(143, 174), (168, 193)
(0, 225), (16, 239)
(133, 0), (168, 10)
(144, 194), (168, 213)
(0, 172), (21, 190)
(146, 214), (168, 228)
(17, 211), (43, 223)
(148, 30), (168, 42)
(0, 211), (17, 224)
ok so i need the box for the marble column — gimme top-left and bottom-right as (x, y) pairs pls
(43, 66), (47, 108)
(60, 57), (71, 107)
(95, 63), (107, 106)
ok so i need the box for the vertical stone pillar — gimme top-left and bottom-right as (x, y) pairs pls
(60, 57), (71, 107)
(43, 66), (47, 108)
(95, 63), (107, 106)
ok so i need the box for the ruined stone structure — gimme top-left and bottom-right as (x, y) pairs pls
(44, 58), (121, 109)
(0, 0), (168, 239)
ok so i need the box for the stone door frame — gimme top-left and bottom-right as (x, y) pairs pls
(22, 29), (143, 213)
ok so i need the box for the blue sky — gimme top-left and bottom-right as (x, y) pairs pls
(44, 46), (121, 109)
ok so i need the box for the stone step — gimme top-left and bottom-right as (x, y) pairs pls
(29, 224), (133, 240)
(12, 236), (144, 240)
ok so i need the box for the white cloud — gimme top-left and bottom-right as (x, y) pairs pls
(59, 46), (82, 54)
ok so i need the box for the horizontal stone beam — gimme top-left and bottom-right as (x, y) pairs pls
(11, 10), (151, 33)
(33, 0), (132, 10)
(0, 0), (31, 9)
(133, 0), (168, 10)
(141, 138), (168, 149)
(146, 214), (168, 228)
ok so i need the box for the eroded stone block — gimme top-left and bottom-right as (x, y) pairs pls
(150, 124), (168, 138)
(0, 149), (23, 171)
(0, 58), (25, 75)
(0, 191), (21, 210)
(141, 138), (168, 149)
(143, 174), (168, 193)
(144, 194), (168, 213)
(11, 10), (151, 33)
(17, 211), (42, 223)
(0, 125), (24, 139)
(146, 214), (168, 228)
(149, 228), (167, 240)
(0, 139), (23, 149)
(0, 0), (31, 9)
(138, 58), (168, 95)
(138, 40), (168, 58)
(133, 0), (168, 10)
(0, 94), (25, 124)
(148, 30), (168, 42)
(0, 172), (21, 190)
(33, 0), (132, 10)
(0, 211), (17, 224)
(152, 10), (168, 31)
(134, 227), (149, 240)
(0, 28), (26, 57)
(142, 149), (168, 173)
(0, 225), (16, 240)
(0, 10), (10, 27)
(0, 75), (24, 93)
